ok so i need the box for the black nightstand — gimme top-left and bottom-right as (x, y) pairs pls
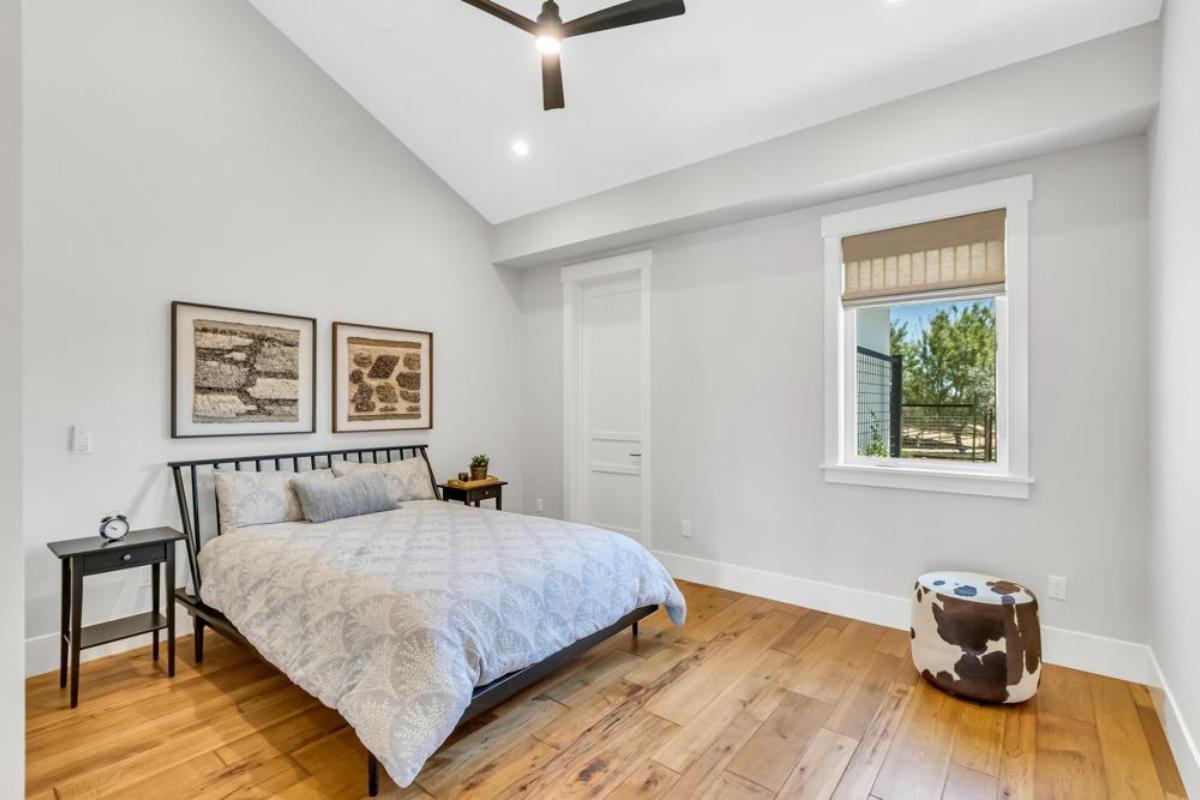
(47, 527), (185, 707)
(438, 480), (508, 510)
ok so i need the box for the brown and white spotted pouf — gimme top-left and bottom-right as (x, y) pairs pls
(911, 571), (1042, 704)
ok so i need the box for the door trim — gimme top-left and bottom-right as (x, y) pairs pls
(562, 250), (652, 547)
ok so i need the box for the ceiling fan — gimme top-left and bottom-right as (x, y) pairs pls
(461, 0), (687, 110)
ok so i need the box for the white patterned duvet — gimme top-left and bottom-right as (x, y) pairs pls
(197, 500), (686, 787)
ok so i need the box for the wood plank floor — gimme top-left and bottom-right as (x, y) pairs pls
(26, 580), (1188, 799)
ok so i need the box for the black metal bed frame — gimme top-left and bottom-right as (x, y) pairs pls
(167, 444), (654, 796)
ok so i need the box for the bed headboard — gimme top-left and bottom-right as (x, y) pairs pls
(167, 445), (437, 594)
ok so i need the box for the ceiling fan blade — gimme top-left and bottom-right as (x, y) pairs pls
(542, 51), (565, 110)
(460, 0), (537, 34)
(562, 0), (685, 37)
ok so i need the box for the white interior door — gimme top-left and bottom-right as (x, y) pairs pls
(579, 278), (643, 540)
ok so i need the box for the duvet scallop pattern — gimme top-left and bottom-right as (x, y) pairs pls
(197, 500), (686, 788)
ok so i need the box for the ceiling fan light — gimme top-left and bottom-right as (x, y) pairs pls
(535, 34), (562, 54)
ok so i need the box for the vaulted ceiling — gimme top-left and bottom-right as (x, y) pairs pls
(248, 0), (1161, 223)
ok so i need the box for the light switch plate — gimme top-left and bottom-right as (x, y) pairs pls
(70, 426), (93, 454)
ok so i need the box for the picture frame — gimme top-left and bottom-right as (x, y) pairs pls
(332, 321), (433, 433)
(171, 301), (317, 439)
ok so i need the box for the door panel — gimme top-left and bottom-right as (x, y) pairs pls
(587, 471), (641, 537)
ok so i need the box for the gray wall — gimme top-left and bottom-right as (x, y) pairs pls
(519, 136), (1150, 643)
(21, 0), (525, 674)
(0, 0), (24, 790)
(1149, 0), (1200, 792)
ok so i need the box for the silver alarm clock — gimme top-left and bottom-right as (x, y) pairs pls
(99, 514), (130, 541)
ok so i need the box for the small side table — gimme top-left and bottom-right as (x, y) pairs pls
(47, 527), (185, 707)
(439, 480), (508, 510)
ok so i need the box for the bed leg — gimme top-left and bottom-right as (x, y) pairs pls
(194, 618), (205, 664)
(632, 621), (639, 639)
(368, 753), (379, 797)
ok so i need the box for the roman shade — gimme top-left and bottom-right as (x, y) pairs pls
(842, 209), (1006, 303)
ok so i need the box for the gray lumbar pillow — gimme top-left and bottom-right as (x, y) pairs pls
(292, 472), (399, 524)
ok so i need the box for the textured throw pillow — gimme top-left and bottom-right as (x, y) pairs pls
(292, 473), (399, 524)
(332, 457), (437, 502)
(213, 469), (333, 530)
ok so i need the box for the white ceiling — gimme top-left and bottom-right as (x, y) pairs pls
(248, 0), (1161, 223)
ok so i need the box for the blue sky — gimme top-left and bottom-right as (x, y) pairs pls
(890, 298), (994, 342)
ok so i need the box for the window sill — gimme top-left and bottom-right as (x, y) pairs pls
(821, 463), (1033, 499)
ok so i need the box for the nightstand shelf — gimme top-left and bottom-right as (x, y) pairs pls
(47, 526), (185, 708)
(75, 611), (169, 650)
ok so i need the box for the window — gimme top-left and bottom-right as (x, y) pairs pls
(821, 177), (1033, 499)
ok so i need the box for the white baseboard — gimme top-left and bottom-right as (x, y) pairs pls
(1147, 649), (1200, 798)
(26, 629), (162, 678)
(654, 549), (910, 630)
(1039, 624), (1153, 686)
(653, 549), (1152, 684)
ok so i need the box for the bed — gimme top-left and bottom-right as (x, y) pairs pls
(168, 445), (686, 795)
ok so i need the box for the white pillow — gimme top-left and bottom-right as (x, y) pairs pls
(332, 458), (437, 502)
(213, 468), (333, 530)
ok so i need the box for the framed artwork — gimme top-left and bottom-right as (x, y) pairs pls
(333, 322), (433, 432)
(171, 302), (317, 438)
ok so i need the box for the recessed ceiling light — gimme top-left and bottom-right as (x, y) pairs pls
(511, 139), (531, 157)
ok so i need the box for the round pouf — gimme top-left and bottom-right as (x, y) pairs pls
(910, 571), (1042, 704)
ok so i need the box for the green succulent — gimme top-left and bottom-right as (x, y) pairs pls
(470, 454), (489, 468)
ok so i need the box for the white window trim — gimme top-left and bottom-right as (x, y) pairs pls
(820, 176), (1034, 500)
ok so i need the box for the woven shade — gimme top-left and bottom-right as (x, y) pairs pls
(842, 209), (1006, 302)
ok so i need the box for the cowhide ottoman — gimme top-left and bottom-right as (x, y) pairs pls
(911, 571), (1042, 704)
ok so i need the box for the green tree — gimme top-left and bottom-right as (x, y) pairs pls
(889, 302), (996, 408)
(890, 320), (920, 380)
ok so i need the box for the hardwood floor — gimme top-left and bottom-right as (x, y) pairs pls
(26, 581), (1188, 799)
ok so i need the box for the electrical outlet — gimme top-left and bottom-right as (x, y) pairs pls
(1048, 575), (1067, 601)
(535, 498), (544, 513)
(681, 520), (692, 538)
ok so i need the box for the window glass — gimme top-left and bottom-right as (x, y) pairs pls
(855, 298), (997, 463)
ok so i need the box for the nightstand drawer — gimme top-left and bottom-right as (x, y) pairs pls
(82, 543), (166, 576)
(475, 484), (501, 501)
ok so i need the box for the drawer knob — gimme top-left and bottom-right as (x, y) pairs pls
(122, 553), (132, 562)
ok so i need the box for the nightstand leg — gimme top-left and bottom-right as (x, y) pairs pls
(166, 545), (176, 678)
(69, 561), (82, 708)
(151, 562), (160, 662)
(59, 559), (69, 688)
(496, 495), (502, 511)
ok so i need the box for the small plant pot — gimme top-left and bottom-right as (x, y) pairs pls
(470, 466), (488, 482)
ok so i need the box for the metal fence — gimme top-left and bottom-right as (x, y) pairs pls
(856, 347), (901, 457)
(901, 403), (995, 462)
(858, 346), (995, 462)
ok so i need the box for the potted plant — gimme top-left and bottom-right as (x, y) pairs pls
(469, 454), (489, 482)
